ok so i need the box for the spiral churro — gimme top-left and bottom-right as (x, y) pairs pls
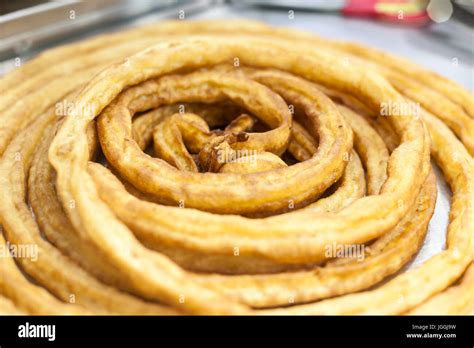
(0, 20), (472, 315)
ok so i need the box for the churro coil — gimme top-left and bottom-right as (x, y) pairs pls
(0, 20), (473, 315)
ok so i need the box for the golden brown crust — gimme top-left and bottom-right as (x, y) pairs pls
(0, 20), (472, 315)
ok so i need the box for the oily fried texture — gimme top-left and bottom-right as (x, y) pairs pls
(0, 20), (472, 315)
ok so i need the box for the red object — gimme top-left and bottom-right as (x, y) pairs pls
(342, 0), (430, 25)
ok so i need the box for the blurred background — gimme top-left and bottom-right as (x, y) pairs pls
(0, 0), (473, 88)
